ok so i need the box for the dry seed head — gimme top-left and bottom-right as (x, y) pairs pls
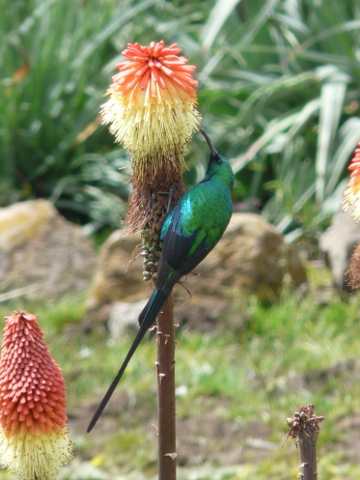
(286, 404), (324, 441)
(346, 241), (360, 289)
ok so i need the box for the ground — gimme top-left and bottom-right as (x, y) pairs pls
(1, 260), (360, 479)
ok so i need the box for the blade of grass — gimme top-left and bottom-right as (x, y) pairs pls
(201, 0), (242, 50)
(315, 79), (348, 203)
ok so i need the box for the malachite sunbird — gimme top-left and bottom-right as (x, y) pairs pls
(88, 128), (234, 432)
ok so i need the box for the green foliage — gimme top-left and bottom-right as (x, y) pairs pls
(2, 0), (360, 236)
(0, 0), (212, 231)
(0, 0), (178, 229)
(195, 0), (360, 238)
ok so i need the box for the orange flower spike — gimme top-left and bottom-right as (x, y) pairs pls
(0, 311), (72, 480)
(101, 40), (201, 169)
(343, 142), (360, 221)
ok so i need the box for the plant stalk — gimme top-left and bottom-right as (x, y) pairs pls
(286, 405), (324, 480)
(156, 292), (176, 480)
(298, 425), (318, 480)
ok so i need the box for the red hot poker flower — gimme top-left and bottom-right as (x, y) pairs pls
(101, 40), (201, 178)
(0, 311), (72, 480)
(101, 40), (201, 270)
(343, 141), (360, 221)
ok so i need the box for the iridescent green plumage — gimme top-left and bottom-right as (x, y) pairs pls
(88, 129), (234, 432)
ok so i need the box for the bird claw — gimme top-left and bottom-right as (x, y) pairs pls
(190, 271), (200, 277)
(157, 183), (177, 213)
(178, 280), (192, 298)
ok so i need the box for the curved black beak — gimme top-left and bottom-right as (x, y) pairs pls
(199, 126), (219, 158)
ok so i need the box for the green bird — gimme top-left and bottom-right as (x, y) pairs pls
(88, 127), (234, 432)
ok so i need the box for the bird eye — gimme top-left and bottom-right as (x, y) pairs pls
(215, 156), (222, 165)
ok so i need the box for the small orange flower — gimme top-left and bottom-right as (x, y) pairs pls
(343, 142), (360, 220)
(0, 311), (72, 480)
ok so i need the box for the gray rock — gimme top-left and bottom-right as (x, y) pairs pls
(320, 206), (360, 291)
(188, 212), (307, 302)
(108, 299), (148, 338)
(0, 199), (96, 301)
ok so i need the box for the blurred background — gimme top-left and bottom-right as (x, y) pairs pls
(1, 0), (360, 479)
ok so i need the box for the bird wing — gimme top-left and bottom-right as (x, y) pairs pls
(156, 203), (211, 289)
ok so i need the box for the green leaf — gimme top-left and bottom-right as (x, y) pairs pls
(315, 75), (348, 202)
(201, 0), (243, 50)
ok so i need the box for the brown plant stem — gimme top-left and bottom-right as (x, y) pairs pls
(156, 292), (176, 480)
(298, 425), (318, 480)
(286, 404), (324, 480)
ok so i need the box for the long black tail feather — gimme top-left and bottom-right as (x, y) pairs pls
(87, 288), (170, 433)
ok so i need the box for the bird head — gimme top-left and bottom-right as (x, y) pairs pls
(199, 127), (234, 188)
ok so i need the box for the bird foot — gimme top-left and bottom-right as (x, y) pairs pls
(178, 280), (193, 299)
(157, 183), (177, 213)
